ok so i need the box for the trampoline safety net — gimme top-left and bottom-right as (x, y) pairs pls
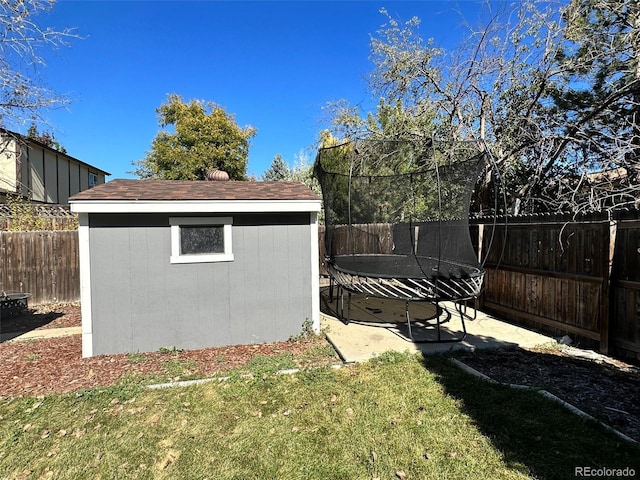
(314, 138), (486, 303)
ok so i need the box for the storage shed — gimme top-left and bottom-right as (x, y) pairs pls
(69, 179), (322, 358)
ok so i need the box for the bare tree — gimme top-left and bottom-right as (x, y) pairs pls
(332, 1), (640, 215)
(0, 0), (78, 130)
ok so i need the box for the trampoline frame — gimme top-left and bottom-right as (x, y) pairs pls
(316, 138), (488, 344)
(326, 259), (484, 343)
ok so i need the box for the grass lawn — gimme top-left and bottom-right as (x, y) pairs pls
(1, 351), (638, 480)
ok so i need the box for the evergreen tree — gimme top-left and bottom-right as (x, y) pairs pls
(263, 154), (290, 181)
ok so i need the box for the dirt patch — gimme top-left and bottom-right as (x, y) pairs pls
(457, 347), (640, 442)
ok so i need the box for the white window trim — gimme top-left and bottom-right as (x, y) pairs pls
(170, 216), (233, 264)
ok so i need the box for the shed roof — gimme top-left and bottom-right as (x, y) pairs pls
(69, 179), (322, 214)
(69, 179), (320, 201)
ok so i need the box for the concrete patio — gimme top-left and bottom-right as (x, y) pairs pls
(319, 286), (555, 363)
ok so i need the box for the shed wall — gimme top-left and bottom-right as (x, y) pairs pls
(87, 213), (313, 355)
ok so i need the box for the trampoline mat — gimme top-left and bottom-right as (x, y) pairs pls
(331, 254), (483, 280)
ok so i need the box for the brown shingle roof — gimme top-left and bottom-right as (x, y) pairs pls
(69, 179), (320, 202)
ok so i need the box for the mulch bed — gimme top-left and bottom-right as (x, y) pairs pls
(0, 304), (334, 399)
(2, 303), (639, 443)
(457, 347), (640, 442)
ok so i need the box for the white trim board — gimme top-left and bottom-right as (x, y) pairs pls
(70, 199), (321, 214)
(77, 213), (93, 358)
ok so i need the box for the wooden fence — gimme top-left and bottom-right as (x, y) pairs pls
(2, 215), (639, 359)
(0, 230), (80, 305)
(320, 213), (640, 360)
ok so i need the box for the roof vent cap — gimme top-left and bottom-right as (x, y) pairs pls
(206, 169), (230, 181)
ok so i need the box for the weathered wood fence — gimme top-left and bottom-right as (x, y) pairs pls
(2, 214), (639, 359)
(0, 230), (80, 305)
(320, 212), (640, 360)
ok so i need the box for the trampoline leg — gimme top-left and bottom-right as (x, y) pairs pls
(337, 286), (351, 325)
(405, 300), (412, 340)
(455, 298), (478, 320)
(401, 301), (466, 344)
(436, 301), (442, 342)
(457, 304), (468, 339)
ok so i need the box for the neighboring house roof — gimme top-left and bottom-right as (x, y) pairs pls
(585, 166), (631, 184)
(69, 179), (322, 214)
(0, 128), (111, 176)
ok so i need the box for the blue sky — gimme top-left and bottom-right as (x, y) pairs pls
(30, 0), (489, 180)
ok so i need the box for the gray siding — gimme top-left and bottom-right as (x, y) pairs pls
(88, 213), (313, 355)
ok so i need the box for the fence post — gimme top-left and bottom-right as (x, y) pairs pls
(599, 218), (617, 355)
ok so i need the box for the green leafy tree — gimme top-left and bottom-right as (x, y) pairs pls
(133, 94), (257, 180)
(26, 123), (67, 154)
(263, 154), (290, 181)
(543, 0), (640, 212)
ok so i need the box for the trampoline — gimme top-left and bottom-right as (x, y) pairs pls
(315, 138), (486, 342)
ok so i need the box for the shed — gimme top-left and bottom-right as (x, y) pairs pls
(69, 179), (322, 358)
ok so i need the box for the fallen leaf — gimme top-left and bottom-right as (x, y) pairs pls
(395, 470), (407, 480)
(157, 449), (181, 470)
(90, 452), (103, 468)
(36, 469), (54, 480)
(56, 429), (67, 437)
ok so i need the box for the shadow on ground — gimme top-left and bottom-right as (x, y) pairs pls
(0, 309), (64, 338)
(319, 287), (553, 361)
(421, 353), (640, 480)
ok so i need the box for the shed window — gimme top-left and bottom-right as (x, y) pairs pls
(170, 217), (233, 263)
